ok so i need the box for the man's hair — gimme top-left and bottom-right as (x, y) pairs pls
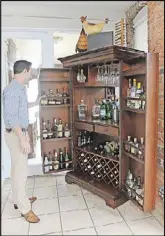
(13, 60), (32, 74)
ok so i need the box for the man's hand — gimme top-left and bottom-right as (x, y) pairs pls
(28, 95), (46, 108)
(20, 136), (31, 155)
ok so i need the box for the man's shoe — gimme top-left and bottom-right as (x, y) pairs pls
(21, 210), (40, 223)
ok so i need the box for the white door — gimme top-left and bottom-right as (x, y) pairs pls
(1, 30), (51, 177)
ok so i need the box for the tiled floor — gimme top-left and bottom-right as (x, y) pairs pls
(1, 173), (164, 235)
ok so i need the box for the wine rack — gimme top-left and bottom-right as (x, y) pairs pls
(57, 45), (158, 212)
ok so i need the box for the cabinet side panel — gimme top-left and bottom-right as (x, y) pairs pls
(144, 53), (159, 211)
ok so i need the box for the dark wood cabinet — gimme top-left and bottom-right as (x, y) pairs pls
(39, 46), (159, 212)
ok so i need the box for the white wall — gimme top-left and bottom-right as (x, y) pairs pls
(133, 6), (148, 52)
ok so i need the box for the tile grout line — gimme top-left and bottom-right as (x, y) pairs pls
(117, 208), (134, 235)
(80, 188), (98, 235)
(28, 176), (35, 236)
(1, 189), (11, 216)
(153, 215), (164, 228)
(56, 178), (63, 235)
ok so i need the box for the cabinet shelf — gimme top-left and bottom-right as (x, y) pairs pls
(125, 97), (146, 101)
(123, 107), (145, 114)
(75, 118), (119, 128)
(40, 104), (70, 108)
(123, 68), (146, 77)
(123, 151), (144, 164)
(42, 137), (71, 142)
(74, 84), (118, 88)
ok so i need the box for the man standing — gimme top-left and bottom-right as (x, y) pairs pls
(3, 60), (40, 223)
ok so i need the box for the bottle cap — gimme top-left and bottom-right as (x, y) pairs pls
(137, 82), (141, 89)
(134, 137), (137, 143)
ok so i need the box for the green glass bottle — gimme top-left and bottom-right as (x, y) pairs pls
(100, 99), (106, 120)
(106, 100), (111, 120)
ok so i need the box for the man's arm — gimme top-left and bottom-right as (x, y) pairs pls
(28, 95), (45, 108)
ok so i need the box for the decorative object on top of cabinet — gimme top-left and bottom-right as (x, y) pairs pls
(75, 27), (88, 53)
(80, 16), (109, 35)
(114, 18), (126, 46)
(58, 45), (159, 212)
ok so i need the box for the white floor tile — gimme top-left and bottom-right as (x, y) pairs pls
(84, 193), (106, 208)
(61, 209), (93, 231)
(29, 213), (61, 235)
(26, 177), (35, 189)
(34, 186), (57, 199)
(57, 183), (82, 197)
(56, 175), (66, 186)
(2, 179), (11, 191)
(7, 188), (33, 203)
(89, 206), (124, 227)
(63, 227), (97, 235)
(2, 202), (21, 219)
(96, 222), (133, 235)
(81, 187), (93, 195)
(59, 195), (87, 212)
(46, 233), (62, 235)
(155, 215), (164, 227)
(127, 216), (164, 235)
(2, 217), (29, 235)
(35, 176), (56, 188)
(118, 200), (152, 221)
(32, 198), (59, 215)
(1, 191), (10, 211)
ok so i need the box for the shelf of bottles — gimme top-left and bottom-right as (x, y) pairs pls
(124, 78), (146, 113)
(123, 136), (145, 164)
(43, 147), (72, 174)
(40, 88), (70, 107)
(42, 118), (71, 141)
(123, 169), (144, 209)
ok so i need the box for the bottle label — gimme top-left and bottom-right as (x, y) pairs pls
(100, 109), (106, 117)
(43, 133), (48, 138)
(64, 131), (70, 137)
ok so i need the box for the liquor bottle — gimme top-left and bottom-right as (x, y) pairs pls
(52, 118), (58, 138)
(138, 137), (145, 159)
(77, 132), (82, 147)
(48, 152), (53, 171)
(136, 82), (142, 98)
(51, 152), (55, 170)
(47, 120), (53, 139)
(124, 136), (131, 152)
(142, 100), (146, 110)
(80, 69), (86, 83)
(55, 89), (63, 105)
(87, 132), (91, 145)
(83, 131), (87, 146)
(127, 79), (132, 97)
(130, 137), (138, 155)
(48, 89), (55, 105)
(130, 79), (137, 98)
(53, 149), (59, 170)
(40, 91), (48, 105)
(92, 99), (100, 120)
(106, 100), (111, 120)
(64, 147), (70, 169)
(100, 99), (107, 120)
(77, 67), (81, 82)
(59, 148), (64, 169)
(57, 119), (63, 138)
(42, 119), (48, 139)
(44, 153), (49, 173)
(64, 123), (71, 138)
(78, 100), (87, 119)
(62, 88), (68, 104)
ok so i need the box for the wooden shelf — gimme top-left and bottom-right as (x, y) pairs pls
(123, 67), (146, 77)
(75, 146), (119, 163)
(123, 107), (145, 114)
(40, 104), (70, 108)
(125, 97), (146, 101)
(75, 118), (119, 129)
(40, 78), (70, 82)
(123, 151), (144, 164)
(42, 137), (71, 142)
(74, 84), (118, 88)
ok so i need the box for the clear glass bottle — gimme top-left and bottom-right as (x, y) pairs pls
(77, 132), (82, 147)
(52, 118), (58, 138)
(55, 89), (63, 105)
(48, 152), (53, 171)
(57, 119), (63, 138)
(92, 99), (100, 120)
(62, 88), (68, 104)
(59, 148), (64, 169)
(127, 79), (132, 97)
(42, 119), (48, 140)
(47, 120), (53, 139)
(138, 137), (145, 159)
(48, 89), (55, 105)
(44, 153), (49, 173)
(41, 91), (48, 105)
(130, 79), (137, 98)
(80, 69), (86, 83)
(78, 100), (87, 119)
(64, 123), (71, 138)
(64, 147), (69, 169)
(53, 149), (59, 170)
